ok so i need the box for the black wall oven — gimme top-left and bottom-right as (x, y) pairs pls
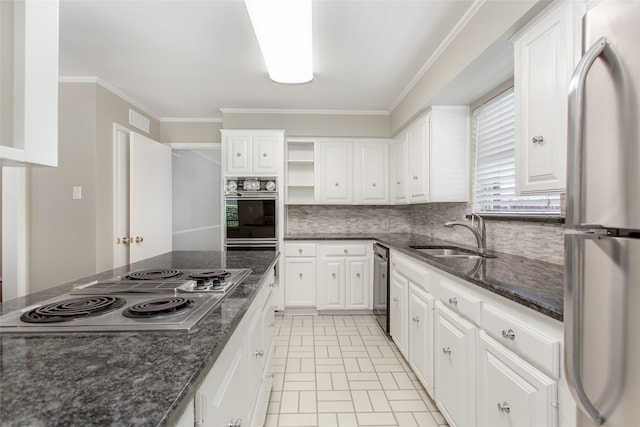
(224, 178), (278, 248)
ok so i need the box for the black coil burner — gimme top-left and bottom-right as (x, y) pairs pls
(126, 269), (182, 280)
(20, 296), (127, 323)
(188, 270), (230, 281)
(122, 297), (195, 318)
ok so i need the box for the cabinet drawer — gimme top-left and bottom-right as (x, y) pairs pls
(438, 278), (482, 326)
(284, 243), (317, 257)
(323, 244), (367, 256)
(482, 304), (560, 378)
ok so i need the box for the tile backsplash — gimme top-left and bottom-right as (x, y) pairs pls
(287, 203), (564, 265)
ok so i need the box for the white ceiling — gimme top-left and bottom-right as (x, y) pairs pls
(59, 0), (476, 120)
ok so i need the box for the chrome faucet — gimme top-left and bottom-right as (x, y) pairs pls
(444, 214), (486, 252)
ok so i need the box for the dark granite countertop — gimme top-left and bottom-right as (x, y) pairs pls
(285, 233), (564, 321)
(0, 250), (279, 427)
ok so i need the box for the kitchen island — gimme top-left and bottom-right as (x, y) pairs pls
(0, 250), (279, 426)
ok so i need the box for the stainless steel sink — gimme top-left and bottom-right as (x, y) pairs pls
(409, 245), (495, 259)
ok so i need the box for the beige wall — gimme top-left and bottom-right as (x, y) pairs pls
(389, 0), (548, 135)
(222, 111), (390, 138)
(28, 82), (161, 292)
(160, 121), (223, 144)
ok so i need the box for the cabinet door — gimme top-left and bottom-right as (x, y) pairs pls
(196, 330), (247, 427)
(226, 135), (252, 175)
(347, 257), (370, 309)
(515, 2), (578, 194)
(393, 134), (409, 203)
(320, 258), (345, 310)
(318, 142), (352, 203)
(245, 303), (265, 406)
(435, 302), (476, 427)
(355, 143), (389, 204)
(284, 258), (317, 307)
(390, 272), (408, 358)
(409, 284), (435, 396)
(477, 332), (557, 427)
(408, 115), (429, 202)
(252, 136), (279, 175)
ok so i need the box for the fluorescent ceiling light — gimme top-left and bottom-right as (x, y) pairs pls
(244, 0), (313, 84)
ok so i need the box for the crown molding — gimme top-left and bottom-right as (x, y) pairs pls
(388, 0), (486, 113)
(58, 76), (161, 121)
(161, 117), (224, 123)
(219, 108), (388, 116)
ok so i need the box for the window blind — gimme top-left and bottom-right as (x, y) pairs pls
(472, 88), (561, 214)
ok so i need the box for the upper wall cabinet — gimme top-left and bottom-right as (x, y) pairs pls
(513, 1), (583, 194)
(286, 138), (316, 204)
(314, 138), (391, 205)
(0, 0), (59, 166)
(393, 106), (469, 204)
(221, 130), (284, 176)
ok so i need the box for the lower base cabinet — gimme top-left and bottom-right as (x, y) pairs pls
(434, 301), (476, 427)
(195, 271), (275, 427)
(389, 271), (408, 358)
(477, 331), (557, 427)
(408, 283), (435, 397)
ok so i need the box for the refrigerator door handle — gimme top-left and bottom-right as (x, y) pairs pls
(565, 233), (606, 425)
(566, 37), (623, 229)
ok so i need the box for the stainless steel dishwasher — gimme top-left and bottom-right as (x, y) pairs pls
(373, 243), (390, 335)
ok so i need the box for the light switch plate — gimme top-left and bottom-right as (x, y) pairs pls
(72, 186), (82, 200)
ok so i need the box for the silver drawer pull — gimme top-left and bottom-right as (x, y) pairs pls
(502, 329), (516, 340)
(412, 316), (420, 322)
(298, 248), (303, 254)
(255, 349), (264, 357)
(236, 152), (241, 157)
(344, 249), (348, 254)
(497, 402), (511, 413)
(228, 418), (242, 427)
(442, 347), (452, 355)
(356, 273), (360, 278)
(532, 135), (544, 144)
(263, 152), (268, 157)
(332, 273), (336, 279)
(448, 297), (458, 305)
(299, 273), (303, 279)
(372, 182), (377, 187)
(393, 298), (399, 302)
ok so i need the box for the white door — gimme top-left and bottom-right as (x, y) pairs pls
(113, 127), (130, 268)
(252, 136), (278, 175)
(129, 132), (172, 263)
(356, 143), (389, 204)
(408, 116), (429, 202)
(319, 143), (352, 203)
(347, 258), (370, 309)
(409, 284), (435, 396)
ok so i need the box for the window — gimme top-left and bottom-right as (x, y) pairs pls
(472, 88), (561, 214)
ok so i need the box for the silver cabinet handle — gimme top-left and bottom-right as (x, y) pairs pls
(566, 37), (622, 426)
(268, 322), (275, 327)
(412, 316), (419, 322)
(532, 135), (544, 144)
(396, 181), (401, 185)
(344, 249), (348, 254)
(263, 152), (268, 157)
(502, 329), (516, 340)
(372, 182), (377, 187)
(299, 273), (303, 279)
(332, 273), (336, 279)
(335, 182), (339, 186)
(448, 297), (458, 305)
(255, 349), (264, 357)
(442, 347), (452, 355)
(298, 248), (303, 254)
(356, 273), (360, 278)
(228, 419), (242, 427)
(236, 152), (241, 157)
(497, 402), (511, 414)
(393, 297), (399, 302)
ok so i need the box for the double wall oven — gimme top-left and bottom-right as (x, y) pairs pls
(224, 177), (278, 250)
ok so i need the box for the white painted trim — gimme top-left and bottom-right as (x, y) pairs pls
(388, 0), (486, 113)
(112, 123), (131, 269)
(161, 117), (223, 123)
(167, 143), (221, 150)
(2, 167), (28, 300)
(172, 224), (220, 236)
(59, 76), (161, 121)
(219, 108), (388, 116)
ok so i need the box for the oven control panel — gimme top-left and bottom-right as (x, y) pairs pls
(226, 177), (277, 193)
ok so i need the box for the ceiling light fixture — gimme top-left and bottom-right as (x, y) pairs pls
(244, 0), (313, 84)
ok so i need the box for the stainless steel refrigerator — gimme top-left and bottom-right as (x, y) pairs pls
(565, 1), (640, 426)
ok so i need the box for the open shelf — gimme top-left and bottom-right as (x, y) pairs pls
(286, 139), (316, 204)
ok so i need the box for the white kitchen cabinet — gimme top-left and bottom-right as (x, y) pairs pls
(408, 114), (430, 202)
(196, 326), (247, 427)
(284, 243), (317, 308)
(354, 142), (389, 204)
(221, 130), (283, 176)
(435, 301), (476, 427)
(316, 142), (353, 204)
(0, 0), (59, 167)
(392, 133), (409, 203)
(477, 331), (558, 427)
(317, 242), (372, 311)
(514, 0), (582, 194)
(286, 138), (316, 204)
(389, 271), (409, 358)
(409, 283), (435, 397)
(393, 107), (469, 204)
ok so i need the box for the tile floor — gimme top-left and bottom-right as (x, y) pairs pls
(264, 314), (449, 427)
